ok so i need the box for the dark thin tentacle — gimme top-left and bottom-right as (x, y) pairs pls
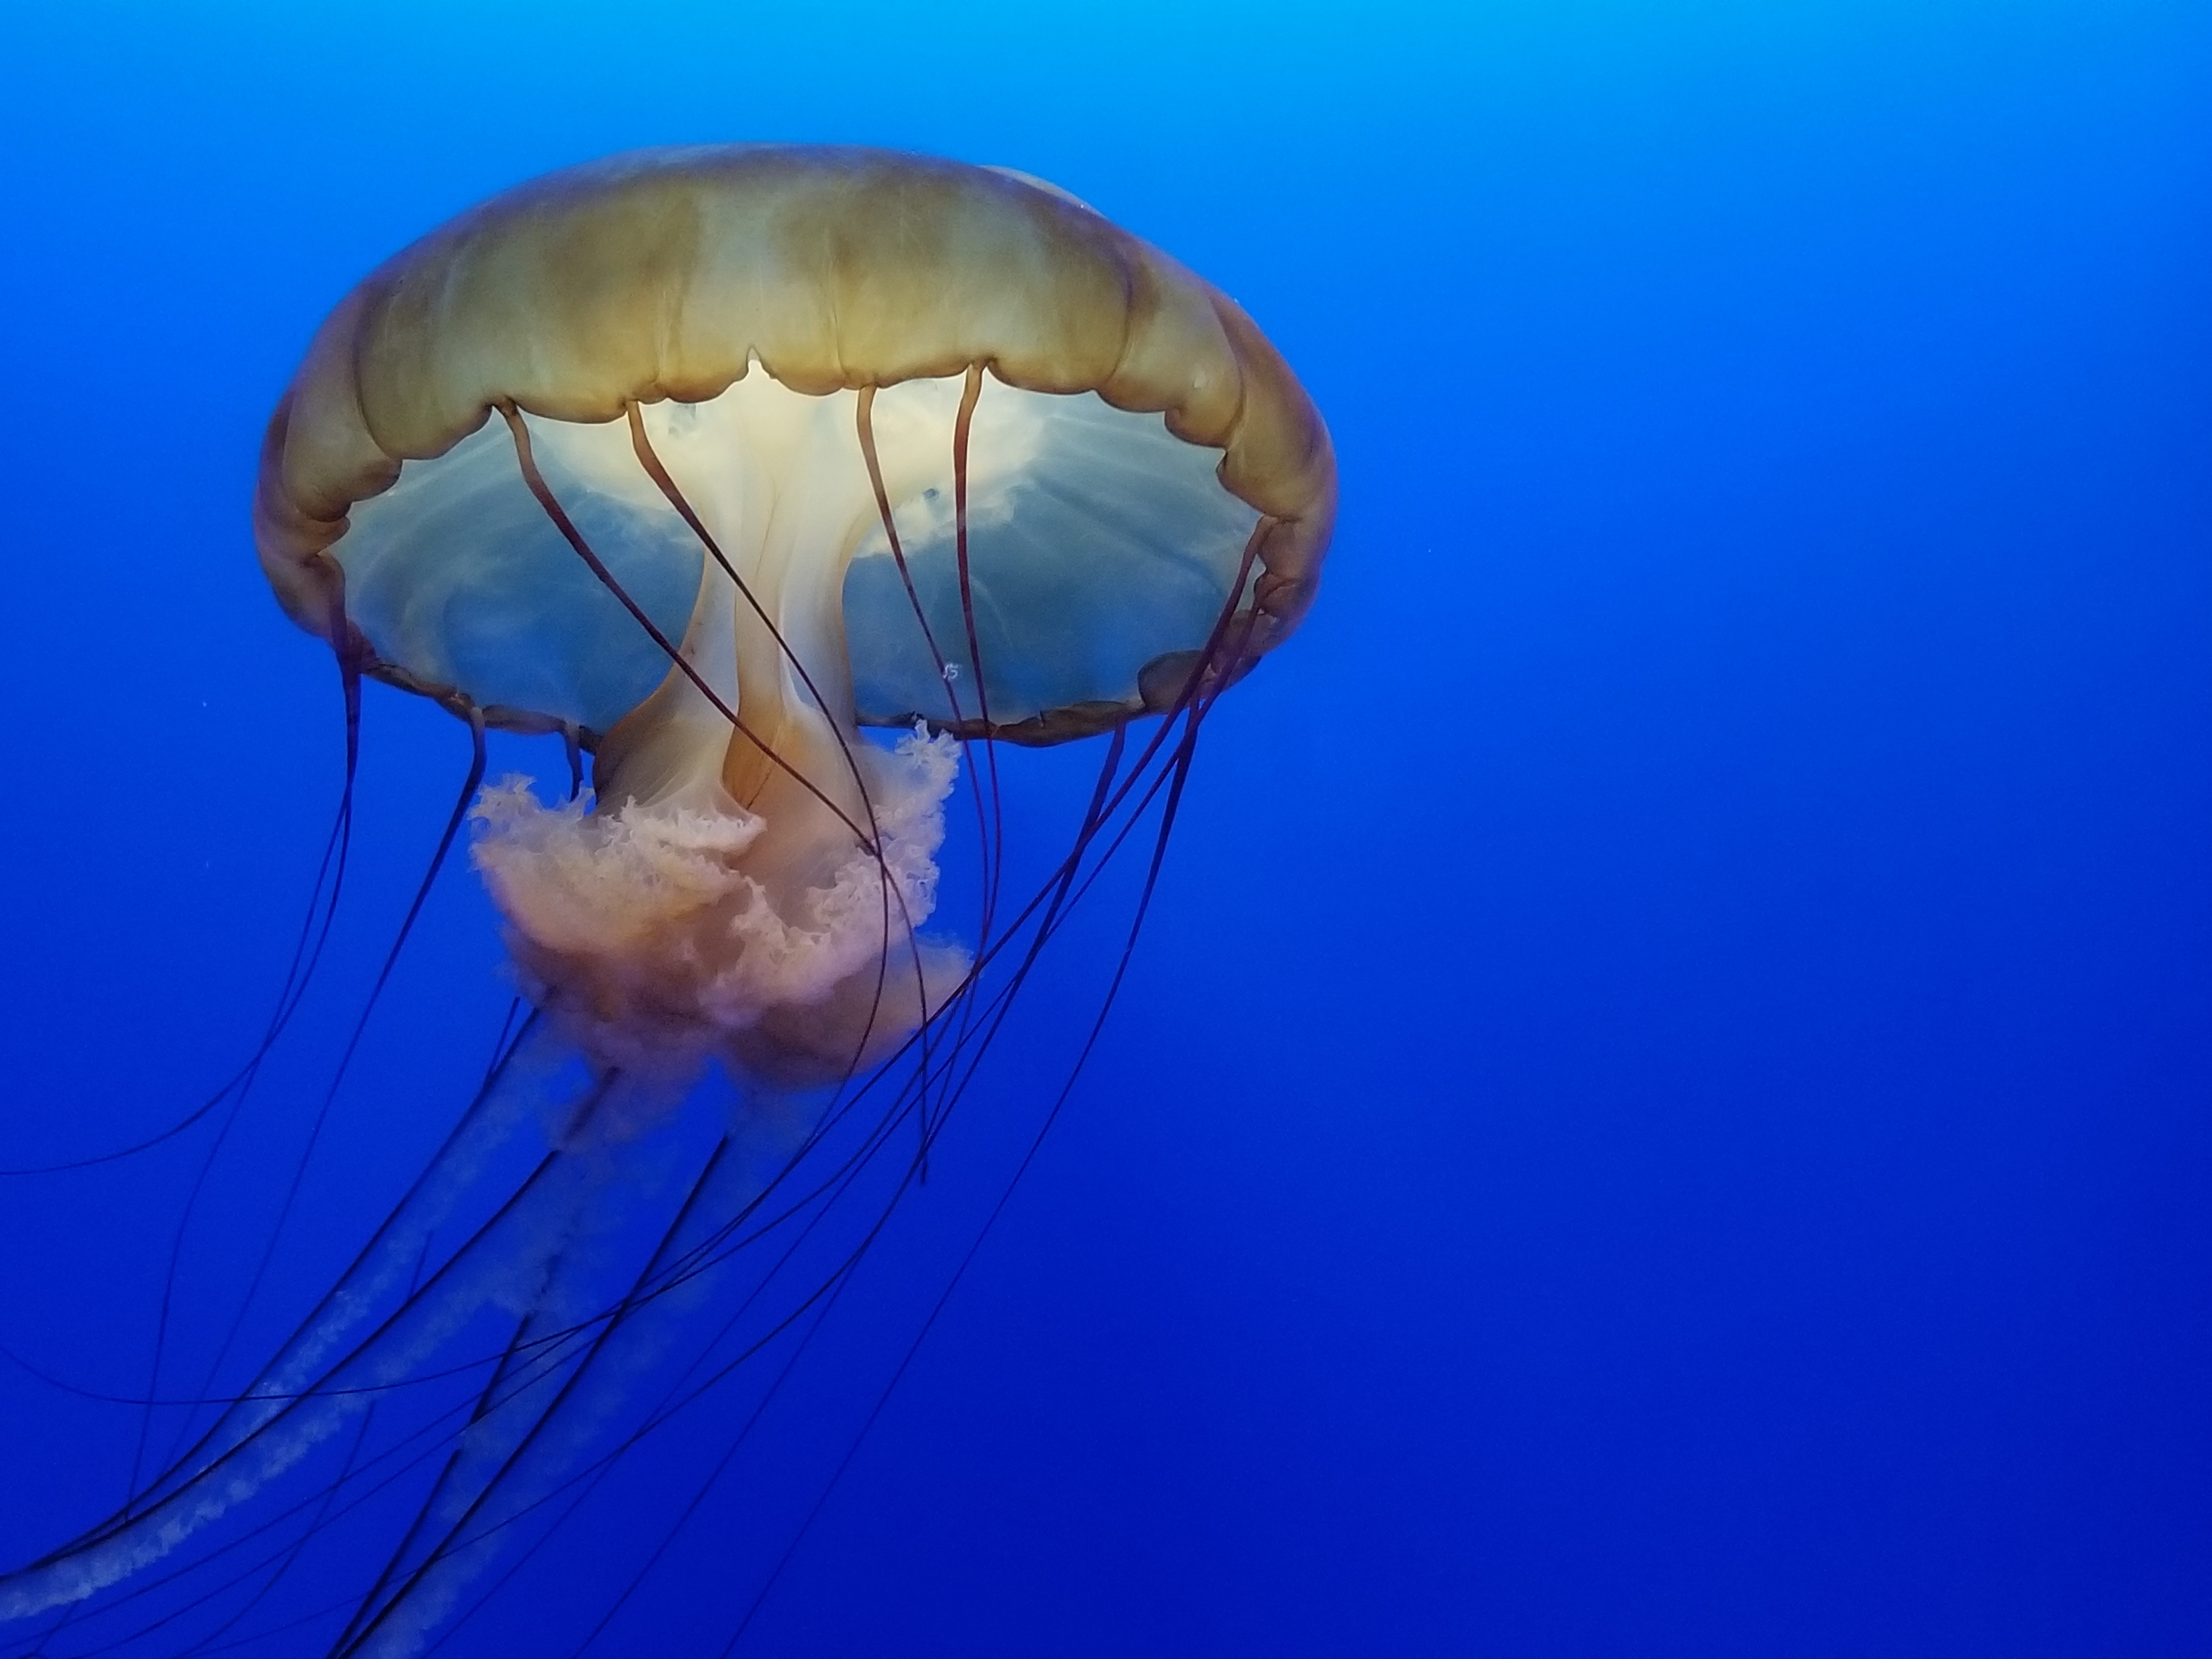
(854, 381), (995, 1166)
(23, 861), (530, 1585)
(132, 1405), (383, 1659)
(725, 695), (1211, 1657)
(326, 1302), (555, 1655)
(558, 1237), (860, 1659)
(329, 1130), (743, 1657)
(1, 646), (359, 1178)
(851, 388), (964, 724)
(183, 708), (489, 1435)
(717, 546), (1266, 1650)
(497, 403), (873, 856)
(949, 364), (1007, 929)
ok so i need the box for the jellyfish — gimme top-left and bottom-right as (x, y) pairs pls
(0, 145), (1332, 1657)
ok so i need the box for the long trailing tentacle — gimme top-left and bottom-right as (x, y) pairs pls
(1, 635), (360, 1179)
(0, 1017), (587, 1624)
(330, 1119), (800, 1658)
(139, 709), (492, 1501)
(714, 552), (1264, 1649)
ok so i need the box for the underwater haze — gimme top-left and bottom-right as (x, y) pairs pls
(1, 1), (2208, 1655)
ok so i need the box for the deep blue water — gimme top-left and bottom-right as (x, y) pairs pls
(1, 2), (2208, 1655)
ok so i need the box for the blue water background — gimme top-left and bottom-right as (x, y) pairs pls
(0, 2), (2207, 1654)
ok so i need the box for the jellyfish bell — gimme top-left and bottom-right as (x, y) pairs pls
(4, 144), (1332, 1655)
(257, 143), (1330, 1102)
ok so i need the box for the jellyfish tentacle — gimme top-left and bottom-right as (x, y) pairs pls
(331, 1124), (785, 1659)
(927, 365), (1001, 1175)
(144, 709), (490, 1500)
(415, 1132), (870, 1657)
(395, 1063), (975, 1657)
(330, 1275), (574, 1652)
(334, 1072), (680, 1638)
(912, 533), (1258, 1136)
(0, 1028), (622, 1623)
(3, 1053), (544, 1637)
(82, 1015), (550, 1523)
(534, 1090), (945, 1658)
(13, 1296), (608, 1659)
(0, 652), (360, 1180)
(855, 385), (990, 1161)
(0, 1136), (571, 1622)
(557, 1262), (853, 1659)
(853, 388), (962, 720)
(496, 403), (871, 857)
(947, 365), (1009, 946)
(891, 569), (1268, 1192)
(92, 1403), (387, 1659)
(726, 697), (1212, 1652)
